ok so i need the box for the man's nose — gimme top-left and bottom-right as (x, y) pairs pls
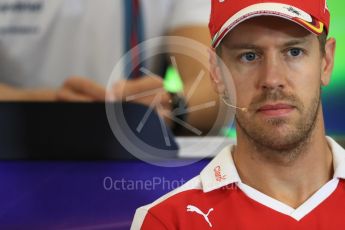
(258, 53), (288, 91)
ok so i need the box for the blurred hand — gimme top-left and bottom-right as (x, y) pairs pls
(57, 76), (172, 124)
(56, 76), (106, 102)
(111, 76), (172, 123)
(56, 76), (172, 125)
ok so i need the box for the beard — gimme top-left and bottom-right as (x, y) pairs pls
(236, 87), (321, 154)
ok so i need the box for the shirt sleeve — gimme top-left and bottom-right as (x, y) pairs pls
(167, 0), (211, 30)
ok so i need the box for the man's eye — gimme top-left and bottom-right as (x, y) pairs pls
(240, 52), (257, 62)
(288, 48), (303, 57)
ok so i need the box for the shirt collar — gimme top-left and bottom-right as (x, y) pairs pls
(200, 136), (345, 193)
(200, 145), (240, 192)
(327, 136), (345, 180)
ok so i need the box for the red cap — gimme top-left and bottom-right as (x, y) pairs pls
(209, 0), (330, 48)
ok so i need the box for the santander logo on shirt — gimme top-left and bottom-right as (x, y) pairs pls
(214, 166), (226, 182)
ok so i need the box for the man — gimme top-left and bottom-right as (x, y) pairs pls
(131, 0), (344, 229)
(0, 0), (218, 133)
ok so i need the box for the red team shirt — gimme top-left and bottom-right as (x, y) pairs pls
(131, 137), (345, 229)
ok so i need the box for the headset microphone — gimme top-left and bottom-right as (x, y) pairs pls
(221, 95), (248, 112)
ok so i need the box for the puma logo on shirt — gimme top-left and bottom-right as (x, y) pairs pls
(187, 205), (214, 227)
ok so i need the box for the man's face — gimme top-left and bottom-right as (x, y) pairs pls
(220, 17), (325, 151)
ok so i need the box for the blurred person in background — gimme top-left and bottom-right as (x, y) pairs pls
(0, 0), (220, 133)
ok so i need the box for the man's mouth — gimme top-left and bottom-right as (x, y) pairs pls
(257, 103), (295, 117)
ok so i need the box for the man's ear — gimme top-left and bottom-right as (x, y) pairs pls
(321, 38), (336, 86)
(208, 48), (226, 95)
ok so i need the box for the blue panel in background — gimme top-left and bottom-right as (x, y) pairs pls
(0, 160), (209, 230)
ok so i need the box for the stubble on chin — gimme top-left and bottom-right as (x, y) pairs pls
(235, 88), (321, 159)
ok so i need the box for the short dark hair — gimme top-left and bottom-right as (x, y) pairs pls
(318, 31), (327, 56)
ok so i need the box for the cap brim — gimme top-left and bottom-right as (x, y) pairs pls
(212, 2), (324, 48)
